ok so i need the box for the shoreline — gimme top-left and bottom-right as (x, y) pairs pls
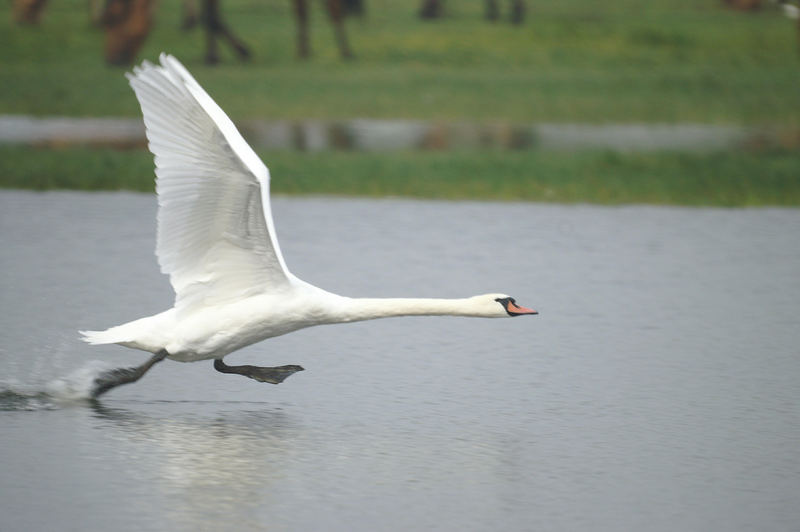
(2, 145), (798, 207)
(1, 115), (797, 152)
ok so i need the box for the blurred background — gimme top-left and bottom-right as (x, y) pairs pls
(1, 0), (799, 204)
(3, 5), (800, 530)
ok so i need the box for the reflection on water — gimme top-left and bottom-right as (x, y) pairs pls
(2, 191), (800, 531)
(90, 402), (296, 531)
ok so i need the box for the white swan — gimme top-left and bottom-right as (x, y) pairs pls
(80, 54), (537, 397)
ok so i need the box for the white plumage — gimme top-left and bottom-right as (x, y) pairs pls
(80, 54), (536, 371)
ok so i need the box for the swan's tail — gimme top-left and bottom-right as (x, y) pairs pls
(80, 327), (129, 346)
(80, 318), (146, 346)
(80, 313), (169, 353)
(79, 326), (153, 351)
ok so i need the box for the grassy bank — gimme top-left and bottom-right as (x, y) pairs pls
(2, 146), (799, 206)
(2, 0), (798, 125)
(4, 0), (797, 205)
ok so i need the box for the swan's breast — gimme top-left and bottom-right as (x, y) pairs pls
(165, 291), (341, 361)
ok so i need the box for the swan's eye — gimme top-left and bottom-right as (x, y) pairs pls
(495, 297), (513, 312)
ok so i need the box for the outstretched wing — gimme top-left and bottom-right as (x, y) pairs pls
(127, 54), (293, 310)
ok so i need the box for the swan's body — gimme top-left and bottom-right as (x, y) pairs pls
(85, 290), (520, 363)
(80, 54), (536, 393)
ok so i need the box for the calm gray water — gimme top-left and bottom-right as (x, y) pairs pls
(1, 190), (799, 531)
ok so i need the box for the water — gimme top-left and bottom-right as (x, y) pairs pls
(1, 190), (799, 531)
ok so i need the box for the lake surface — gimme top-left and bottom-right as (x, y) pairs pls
(1, 190), (799, 531)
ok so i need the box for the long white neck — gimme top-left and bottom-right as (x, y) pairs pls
(331, 296), (491, 324)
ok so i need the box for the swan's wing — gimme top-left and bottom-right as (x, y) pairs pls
(127, 54), (293, 310)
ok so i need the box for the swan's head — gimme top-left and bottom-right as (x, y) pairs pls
(471, 294), (538, 318)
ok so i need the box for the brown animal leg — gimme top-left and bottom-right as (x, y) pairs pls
(342, 0), (364, 16)
(510, 0), (524, 24)
(485, 0), (498, 21)
(325, 0), (354, 59)
(202, 0), (251, 64)
(419, 0), (444, 19)
(205, 23), (220, 64)
(293, 0), (311, 59)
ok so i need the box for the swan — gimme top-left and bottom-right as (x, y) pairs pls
(80, 54), (537, 398)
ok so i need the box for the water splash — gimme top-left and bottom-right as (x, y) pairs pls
(45, 360), (113, 401)
(0, 361), (113, 410)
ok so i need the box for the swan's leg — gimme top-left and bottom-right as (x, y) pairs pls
(213, 358), (303, 384)
(90, 349), (169, 398)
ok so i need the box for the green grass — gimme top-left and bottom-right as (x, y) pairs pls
(2, 146), (799, 206)
(1, 0), (799, 124)
(3, 1), (799, 205)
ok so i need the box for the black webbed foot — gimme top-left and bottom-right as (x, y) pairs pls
(213, 359), (304, 384)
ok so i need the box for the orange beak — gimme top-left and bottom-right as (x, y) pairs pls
(508, 301), (538, 315)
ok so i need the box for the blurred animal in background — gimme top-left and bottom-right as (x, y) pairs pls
(104, 0), (362, 65)
(101, 0), (157, 65)
(723, 0), (764, 8)
(293, 0), (360, 60)
(723, 0), (799, 50)
(723, 0), (797, 14)
(183, 0), (363, 63)
(197, 0), (251, 64)
(419, 0), (525, 24)
(12, 0), (49, 24)
(12, 0), (361, 65)
(418, 0), (443, 19)
(180, 0), (199, 29)
(485, 0), (525, 24)
(13, 0), (102, 24)
(101, 0), (250, 65)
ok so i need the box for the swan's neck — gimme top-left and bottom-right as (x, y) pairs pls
(334, 296), (483, 323)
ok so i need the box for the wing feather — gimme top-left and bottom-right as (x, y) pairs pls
(127, 54), (293, 310)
